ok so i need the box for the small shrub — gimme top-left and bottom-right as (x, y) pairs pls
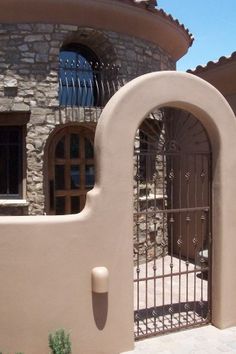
(49, 329), (72, 354)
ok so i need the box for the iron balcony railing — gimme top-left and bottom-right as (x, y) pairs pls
(59, 59), (126, 111)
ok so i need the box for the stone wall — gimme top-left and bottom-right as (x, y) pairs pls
(133, 111), (168, 263)
(0, 23), (175, 215)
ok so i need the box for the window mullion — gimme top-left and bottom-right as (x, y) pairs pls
(80, 134), (86, 199)
(6, 133), (10, 195)
(65, 131), (71, 213)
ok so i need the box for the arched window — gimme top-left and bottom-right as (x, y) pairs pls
(59, 44), (99, 107)
(48, 125), (95, 215)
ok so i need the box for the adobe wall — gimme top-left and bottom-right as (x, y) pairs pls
(0, 23), (175, 216)
(187, 55), (236, 117)
(0, 72), (235, 354)
(226, 93), (236, 114)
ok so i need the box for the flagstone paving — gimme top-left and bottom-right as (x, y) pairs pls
(121, 325), (236, 353)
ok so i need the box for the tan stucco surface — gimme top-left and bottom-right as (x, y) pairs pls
(188, 56), (236, 115)
(0, 72), (236, 353)
(0, 0), (191, 60)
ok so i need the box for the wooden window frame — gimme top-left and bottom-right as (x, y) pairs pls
(0, 113), (28, 200)
(48, 124), (95, 215)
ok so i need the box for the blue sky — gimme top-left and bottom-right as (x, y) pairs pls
(157, 0), (236, 71)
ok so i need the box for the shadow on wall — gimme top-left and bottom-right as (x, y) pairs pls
(92, 292), (108, 330)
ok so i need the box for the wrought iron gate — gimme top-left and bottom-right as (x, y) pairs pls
(134, 108), (211, 339)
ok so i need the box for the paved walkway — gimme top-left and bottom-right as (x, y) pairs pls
(134, 255), (208, 337)
(121, 325), (236, 354)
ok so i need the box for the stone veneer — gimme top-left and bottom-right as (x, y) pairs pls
(0, 23), (175, 215)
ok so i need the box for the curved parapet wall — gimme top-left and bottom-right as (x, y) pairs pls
(0, 0), (192, 60)
(0, 72), (236, 353)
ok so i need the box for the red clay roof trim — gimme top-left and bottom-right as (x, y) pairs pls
(188, 51), (236, 74)
(117, 0), (194, 47)
(157, 8), (194, 46)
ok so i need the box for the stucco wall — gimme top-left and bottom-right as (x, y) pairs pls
(226, 93), (236, 114)
(0, 0), (193, 61)
(0, 23), (175, 216)
(0, 72), (236, 354)
(188, 57), (236, 117)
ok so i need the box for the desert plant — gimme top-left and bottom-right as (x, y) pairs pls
(49, 329), (71, 354)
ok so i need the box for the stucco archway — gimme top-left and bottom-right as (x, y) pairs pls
(0, 71), (236, 354)
(95, 71), (236, 330)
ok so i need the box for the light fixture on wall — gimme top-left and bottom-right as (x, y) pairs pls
(91, 267), (109, 293)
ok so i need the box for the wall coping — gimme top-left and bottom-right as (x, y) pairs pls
(0, 199), (29, 207)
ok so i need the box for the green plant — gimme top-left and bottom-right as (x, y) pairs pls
(49, 329), (72, 354)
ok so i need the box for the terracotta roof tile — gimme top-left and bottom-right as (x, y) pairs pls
(157, 8), (194, 46)
(117, 1), (194, 46)
(187, 51), (236, 74)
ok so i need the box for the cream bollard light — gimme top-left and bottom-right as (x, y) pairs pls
(92, 267), (109, 293)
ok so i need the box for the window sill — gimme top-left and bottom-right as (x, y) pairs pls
(139, 194), (166, 201)
(0, 199), (29, 207)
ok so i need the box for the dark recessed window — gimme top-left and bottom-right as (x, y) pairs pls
(59, 44), (99, 107)
(0, 126), (23, 198)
